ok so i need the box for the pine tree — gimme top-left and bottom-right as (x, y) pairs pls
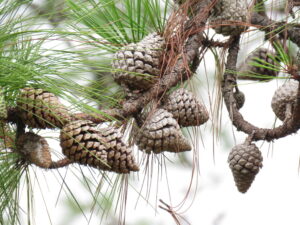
(1, 0), (300, 224)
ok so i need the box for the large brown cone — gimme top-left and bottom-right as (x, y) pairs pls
(271, 80), (298, 121)
(162, 88), (209, 127)
(238, 48), (279, 81)
(17, 88), (71, 129)
(99, 126), (139, 173)
(210, 0), (248, 36)
(228, 143), (263, 193)
(135, 109), (191, 154)
(60, 120), (139, 173)
(16, 132), (52, 168)
(112, 33), (165, 91)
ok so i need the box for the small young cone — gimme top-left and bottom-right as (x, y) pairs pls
(210, 0), (248, 36)
(112, 33), (165, 91)
(162, 88), (209, 127)
(228, 143), (263, 193)
(135, 109), (191, 154)
(16, 132), (52, 168)
(233, 90), (245, 110)
(238, 48), (279, 81)
(0, 87), (7, 120)
(271, 80), (298, 121)
(17, 88), (71, 129)
(60, 120), (138, 173)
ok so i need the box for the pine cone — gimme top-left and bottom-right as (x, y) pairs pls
(210, 0), (248, 36)
(98, 126), (139, 173)
(60, 120), (139, 173)
(17, 88), (71, 129)
(228, 142), (263, 193)
(112, 33), (165, 91)
(233, 90), (245, 110)
(16, 132), (52, 168)
(0, 87), (7, 120)
(135, 109), (192, 154)
(162, 88), (209, 127)
(238, 48), (279, 81)
(271, 80), (298, 121)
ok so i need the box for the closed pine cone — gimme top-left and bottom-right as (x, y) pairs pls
(112, 33), (165, 91)
(135, 109), (191, 154)
(98, 126), (139, 173)
(60, 120), (139, 173)
(271, 80), (298, 121)
(162, 88), (209, 127)
(17, 88), (71, 129)
(210, 0), (248, 36)
(0, 87), (7, 120)
(16, 132), (52, 168)
(228, 142), (263, 193)
(238, 48), (279, 81)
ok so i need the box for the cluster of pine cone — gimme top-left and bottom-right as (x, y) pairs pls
(112, 33), (209, 155)
(2, 87), (139, 173)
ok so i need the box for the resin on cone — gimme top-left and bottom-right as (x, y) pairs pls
(228, 142), (263, 193)
(16, 132), (52, 168)
(60, 120), (139, 173)
(238, 48), (278, 81)
(0, 87), (7, 120)
(210, 0), (248, 36)
(112, 33), (165, 91)
(135, 108), (191, 154)
(162, 88), (209, 127)
(271, 80), (298, 121)
(17, 88), (71, 129)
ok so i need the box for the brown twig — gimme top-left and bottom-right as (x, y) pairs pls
(222, 35), (300, 142)
(49, 158), (72, 169)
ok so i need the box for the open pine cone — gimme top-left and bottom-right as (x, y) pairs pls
(60, 120), (139, 173)
(271, 80), (298, 121)
(162, 88), (209, 127)
(17, 88), (71, 129)
(228, 142), (263, 193)
(112, 33), (165, 91)
(238, 48), (279, 81)
(16, 132), (52, 168)
(210, 0), (248, 36)
(135, 108), (191, 154)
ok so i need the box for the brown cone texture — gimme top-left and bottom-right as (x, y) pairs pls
(233, 90), (245, 110)
(162, 88), (209, 127)
(238, 48), (278, 81)
(210, 0), (248, 36)
(135, 109), (191, 154)
(60, 120), (139, 173)
(0, 87), (7, 120)
(17, 88), (71, 129)
(16, 132), (52, 168)
(112, 33), (165, 91)
(271, 80), (298, 121)
(228, 143), (263, 193)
